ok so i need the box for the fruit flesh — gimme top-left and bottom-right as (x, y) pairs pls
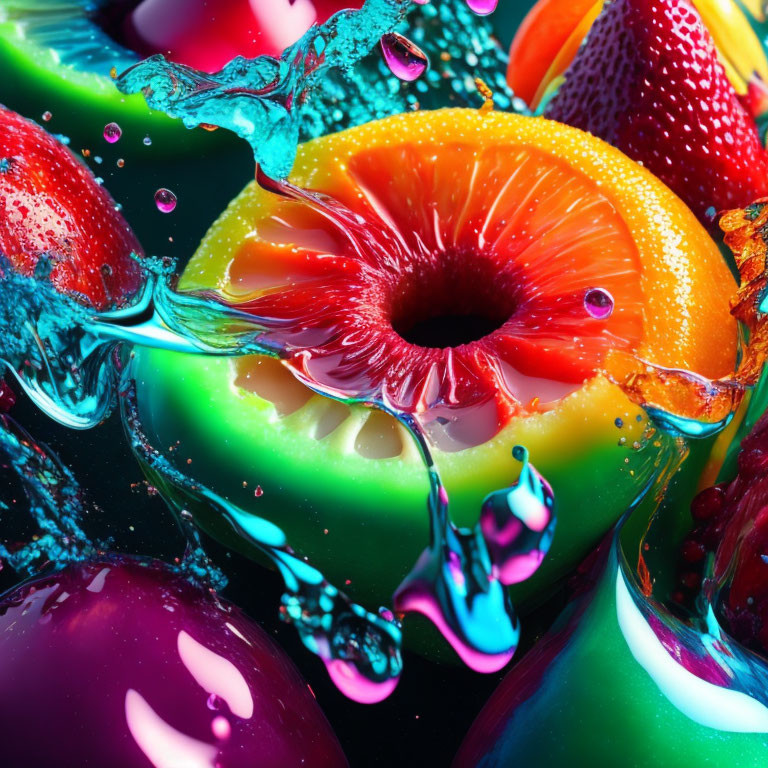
(130, 109), (738, 636)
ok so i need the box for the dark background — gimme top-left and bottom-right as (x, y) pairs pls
(0, 3), (541, 765)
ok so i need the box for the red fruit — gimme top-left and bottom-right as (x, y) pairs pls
(0, 104), (143, 310)
(544, 0), (768, 224)
(0, 380), (15, 412)
(122, 0), (362, 73)
(680, 412), (768, 653)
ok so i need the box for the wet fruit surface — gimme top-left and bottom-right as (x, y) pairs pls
(454, 542), (768, 767)
(678, 412), (768, 653)
(542, 0), (768, 224)
(122, 0), (363, 72)
(132, 109), (738, 624)
(0, 555), (347, 768)
(0, 105), (142, 309)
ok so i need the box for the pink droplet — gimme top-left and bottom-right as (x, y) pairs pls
(41, 111), (52, 122)
(254, 485), (264, 498)
(379, 33), (428, 82)
(465, 0), (498, 14)
(154, 188), (177, 213)
(103, 122), (122, 143)
(584, 288), (614, 320)
(211, 715), (231, 740)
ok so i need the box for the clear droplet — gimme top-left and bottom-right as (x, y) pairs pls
(379, 33), (428, 82)
(254, 485), (264, 498)
(41, 111), (52, 122)
(143, 135), (152, 146)
(584, 288), (614, 319)
(465, 0), (498, 14)
(103, 122), (122, 143)
(154, 188), (177, 213)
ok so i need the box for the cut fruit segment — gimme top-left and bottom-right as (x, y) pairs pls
(131, 109), (739, 632)
(225, 141), (648, 446)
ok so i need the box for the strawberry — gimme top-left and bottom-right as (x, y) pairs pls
(544, 0), (768, 225)
(0, 104), (143, 310)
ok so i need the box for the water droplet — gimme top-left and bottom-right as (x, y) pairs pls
(584, 288), (614, 319)
(41, 111), (52, 122)
(116, 158), (125, 168)
(143, 135), (152, 146)
(254, 485), (264, 497)
(207, 693), (223, 710)
(465, 0), (498, 14)
(379, 33), (428, 82)
(103, 122), (122, 143)
(154, 188), (177, 213)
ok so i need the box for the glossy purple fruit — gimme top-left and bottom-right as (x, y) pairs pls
(0, 555), (347, 768)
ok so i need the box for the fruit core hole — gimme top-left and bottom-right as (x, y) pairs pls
(390, 254), (517, 349)
(396, 313), (505, 348)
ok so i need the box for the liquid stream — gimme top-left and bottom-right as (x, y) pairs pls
(0, 171), (763, 700)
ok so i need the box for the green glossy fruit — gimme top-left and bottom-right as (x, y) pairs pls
(454, 540), (768, 766)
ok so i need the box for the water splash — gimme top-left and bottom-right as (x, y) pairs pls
(121, 380), (403, 704)
(393, 431), (556, 672)
(0, 414), (92, 574)
(115, 0), (410, 178)
(114, 0), (521, 178)
(0, 253), (286, 429)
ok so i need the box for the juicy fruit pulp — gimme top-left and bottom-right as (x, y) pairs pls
(0, 555), (347, 768)
(0, 105), (142, 310)
(122, 0), (362, 73)
(132, 109), (738, 629)
(231, 146), (646, 448)
(542, 0), (768, 225)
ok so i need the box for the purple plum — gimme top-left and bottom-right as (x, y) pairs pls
(0, 554), (348, 767)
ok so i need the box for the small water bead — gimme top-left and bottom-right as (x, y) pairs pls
(380, 33), (429, 82)
(143, 135), (152, 146)
(154, 188), (177, 213)
(41, 111), (52, 122)
(465, 0), (498, 15)
(116, 158), (125, 168)
(103, 122), (122, 143)
(584, 287), (614, 319)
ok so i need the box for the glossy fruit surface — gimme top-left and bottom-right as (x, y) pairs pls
(0, 554), (347, 768)
(130, 109), (737, 633)
(124, 0), (362, 73)
(0, 104), (142, 309)
(541, 0), (768, 224)
(454, 542), (768, 767)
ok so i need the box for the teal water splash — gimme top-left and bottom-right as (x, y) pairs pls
(0, 254), (285, 429)
(0, 406), (225, 588)
(121, 380), (403, 704)
(115, 0), (409, 178)
(114, 0), (522, 178)
(391, 420), (555, 672)
(0, 414), (92, 574)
